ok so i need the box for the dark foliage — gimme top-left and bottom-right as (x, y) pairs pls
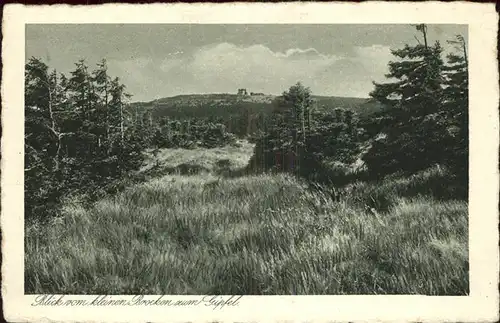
(25, 58), (241, 221)
(25, 58), (147, 221)
(363, 25), (468, 182)
(132, 94), (384, 140)
(151, 117), (236, 149)
(249, 83), (364, 184)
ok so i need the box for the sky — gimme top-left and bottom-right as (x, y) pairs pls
(26, 24), (468, 102)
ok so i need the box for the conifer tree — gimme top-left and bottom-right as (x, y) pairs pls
(280, 82), (313, 173)
(25, 58), (72, 219)
(93, 59), (111, 153)
(370, 24), (445, 121)
(109, 77), (129, 147)
(365, 24), (448, 177)
(443, 34), (468, 119)
(442, 34), (468, 177)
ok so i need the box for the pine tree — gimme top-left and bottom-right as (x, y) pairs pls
(93, 59), (111, 153)
(443, 34), (468, 119)
(442, 34), (468, 177)
(67, 60), (97, 159)
(370, 24), (445, 120)
(25, 57), (56, 174)
(25, 58), (72, 219)
(280, 82), (313, 174)
(108, 77), (130, 148)
(25, 58), (76, 172)
(365, 24), (448, 177)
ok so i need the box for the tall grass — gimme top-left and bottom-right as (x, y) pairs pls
(341, 165), (467, 212)
(25, 169), (468, 295)
(140, 139), (254, 177)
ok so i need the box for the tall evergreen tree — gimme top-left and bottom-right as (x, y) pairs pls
(67, 60), (96, 159)
(370, 24), (445, 120)
(364, 24), (448, 177)
(442, 34), (468, 177)
(93, 59), (111, 153)
(109, 76), (131, 148)
(25, 57), (74, 172)
(25, 58), (69, 219)
(443, 34), (468, 119)
(279, 82), (313, 173)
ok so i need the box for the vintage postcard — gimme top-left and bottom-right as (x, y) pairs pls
(2, 2), (499, 322)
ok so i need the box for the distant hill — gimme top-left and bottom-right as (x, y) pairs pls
(129, 93), (386, 137)
(131, 93), (385, 119)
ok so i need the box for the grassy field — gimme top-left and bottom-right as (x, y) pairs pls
(139, 139), (254, 176)
(25, 145), (468, 295)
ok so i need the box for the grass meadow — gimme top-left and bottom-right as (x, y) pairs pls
(25, 143), (468, 295)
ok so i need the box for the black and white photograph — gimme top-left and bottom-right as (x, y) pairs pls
(1, 2), (499, 322)
(23, 22), (470, 295)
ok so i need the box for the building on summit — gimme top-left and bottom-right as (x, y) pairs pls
(237, 88), (248, 96)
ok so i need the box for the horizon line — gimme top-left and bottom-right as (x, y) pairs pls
(132, 92), (372, 104)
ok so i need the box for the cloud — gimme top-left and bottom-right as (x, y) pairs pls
(294, 44), (392, 97)
(107, 42), (394, 101)
(276, 48), (327, 59)
(158, 42), (342, 96)
(353, 45), (392, 62)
